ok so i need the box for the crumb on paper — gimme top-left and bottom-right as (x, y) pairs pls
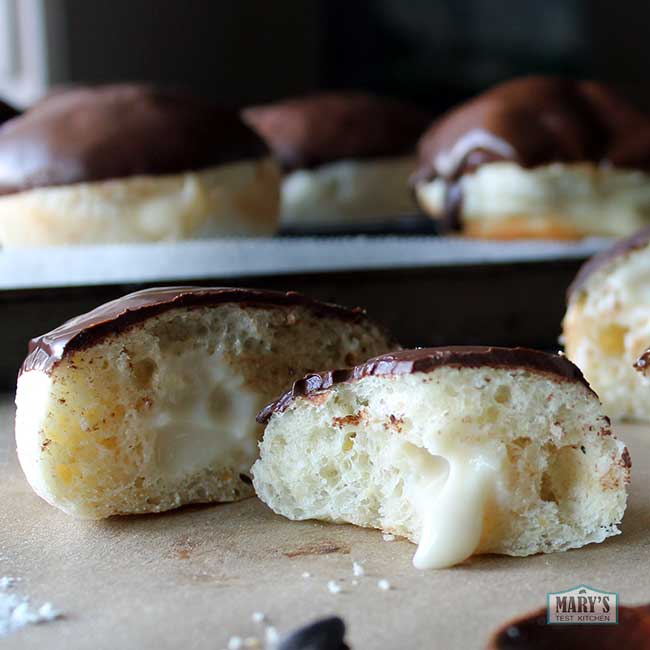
(327, 580), (342, 595)
(227, 636), (243, 650)
(351, 579), (359, 586)
(0, 579), (63, 638)
(252, 611), (266, 624)
(265, 626), (280, 645)
(243, 637), (261, 648)
(377, 579), (391, 591)
(352, 561), (365, 577)
(382, 533), (396, 542)
(301, 571), (311, 579)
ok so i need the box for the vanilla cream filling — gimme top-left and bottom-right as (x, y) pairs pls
(416, 161), (650, 236)
(147, 350), (258, 480)
(395, 439), (499, 569)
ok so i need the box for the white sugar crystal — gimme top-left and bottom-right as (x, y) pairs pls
(301, 571), (311, 578)
(352, 561), (365, 577)
(382, 533), (396, 542)
(265, 626), (280, 645)
(243, 637), (260, 648)
(377, 579), (391, 591)
(327, 580), (342, 594)
(0, 583), (62, 637)
(251, 611), (266, 624)
(227, 636), (243, 650)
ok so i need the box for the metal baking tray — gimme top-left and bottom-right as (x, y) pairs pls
(0, 235), (608, 388)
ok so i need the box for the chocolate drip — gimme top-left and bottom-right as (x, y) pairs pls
(258, 346), (592, 423)
(442, 180), (463, 232)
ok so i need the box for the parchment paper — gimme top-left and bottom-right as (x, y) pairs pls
(1, 396), (648, 649)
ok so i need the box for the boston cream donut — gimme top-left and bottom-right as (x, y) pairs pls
(243, 92), (429, 225)
(15, 287), (395, 518)
(253, 347), (629, 569)
(564, 227), (650, 420)
(413, 76), (650, 239)
(0, 85), (281, 246)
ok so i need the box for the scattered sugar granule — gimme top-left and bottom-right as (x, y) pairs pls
(0, 590), (62, 637)
(351, 580), (359, 587)
(227, 636), (243, 650)
(251, 612), (266, 624)
(382, 533), (396, 542)
(265, 626), (280, 645)
(301, 571), (311, 579)
(352, 562), (365, 578)
(327, 580), (342, 594)
(377, 579), (391, 591)
(243, 637), (261, 648)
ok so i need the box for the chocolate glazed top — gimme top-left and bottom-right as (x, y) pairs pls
(567, 225), (650, 300)
(21, 286), (373, 376)
(258, 346), (592, 423)
(412, 76), (650, 185)
(0, 84), (269, 195)
(242, 92), (431, 172)
(487, 604), (650, 649)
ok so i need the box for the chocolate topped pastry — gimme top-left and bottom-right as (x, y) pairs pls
(0, 85), (267, 194)
(258, 346), (592, 421)
(243, 92), (430, 225)
(0, 84), (281, 246)
(253, 345), (629, 569)
(563, 226), (650, 420)
(413, 76), (650, 239)
(15, 286), (396, 519)
(23, 286), (372, 375)
(488, 604), (650, 649)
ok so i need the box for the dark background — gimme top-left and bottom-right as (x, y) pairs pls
(52, 0), (650, 113)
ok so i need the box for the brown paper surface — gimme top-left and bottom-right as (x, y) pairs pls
(1, 396), (648, 649)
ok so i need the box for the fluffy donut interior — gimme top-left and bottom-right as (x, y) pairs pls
(0, 158), (281, 246)
(281, 155), (418, 225)
(15, 304), (393, 518)
(415, 161), (650, 239)
(253, 368), (628, 568)
(564, 246), (650, 420)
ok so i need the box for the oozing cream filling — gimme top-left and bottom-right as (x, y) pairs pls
(146, 351), (258, 480)
(398, 441), (499, 569)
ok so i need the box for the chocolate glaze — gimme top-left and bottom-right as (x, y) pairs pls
(413, 77), (650, 231)
(568, 226), (650, 300)
(242, 92), (430, 172)
(258, 346), (592, 423)
(21, 286), (373, 376)
(488, 604), (650, 649)
(0, 84), (269, 195)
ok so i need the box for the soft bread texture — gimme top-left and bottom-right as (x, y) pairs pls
(281, 156), (419, 225)
(16, 301), (394, 518)
(564, 240), (650, 420)
(253, 362), (629, 568)
(0, 159), (281, 246)
(416, 162), (650, 239)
